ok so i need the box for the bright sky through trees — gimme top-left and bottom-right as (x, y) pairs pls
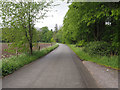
(35, 1), (71, 30)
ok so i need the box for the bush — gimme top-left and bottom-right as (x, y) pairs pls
(76, 40), (86, 47)
(68, 44), (118, 69)
(83, 41), (111, 56)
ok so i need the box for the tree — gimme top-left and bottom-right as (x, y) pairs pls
(54, 27), (63, 43)
(54, 24), (58, 33)
(37, 26), (53, 43)
(1, 1), (51, 54)
(62, 2), (120, 55)
(52, 24), (59, 42)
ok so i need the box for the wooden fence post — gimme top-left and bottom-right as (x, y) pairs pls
(16, 49), (18, 57)
(39, 46), (40, 51)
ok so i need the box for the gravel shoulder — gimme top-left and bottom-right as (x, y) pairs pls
(82, 61), (118, 88)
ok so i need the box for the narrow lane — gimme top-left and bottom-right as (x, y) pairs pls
(3, 44), (98, 88)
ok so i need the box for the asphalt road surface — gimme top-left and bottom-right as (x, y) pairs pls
(2, 44), (98, 88)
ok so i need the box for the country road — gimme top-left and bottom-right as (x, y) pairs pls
(3, 44), (98, 88)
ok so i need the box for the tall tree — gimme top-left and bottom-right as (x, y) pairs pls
(1, 1), (51, 54)
(62, 2), (120, 54)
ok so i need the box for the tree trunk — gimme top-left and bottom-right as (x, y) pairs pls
(94, 22), (98, 41)
(28, 2), (33, 55)
(29, 41), (32, 55)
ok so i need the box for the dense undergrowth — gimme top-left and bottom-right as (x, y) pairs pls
(0, 44), (59, 77)
(68, 44), (119, 70)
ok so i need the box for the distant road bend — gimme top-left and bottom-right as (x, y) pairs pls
(3, 44), (98, 88)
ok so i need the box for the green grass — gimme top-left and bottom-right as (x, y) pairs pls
(68, 44), (119, 70)
(0, 44), (59, 77)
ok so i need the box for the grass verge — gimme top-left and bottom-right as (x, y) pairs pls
(0, 44), (59, 77)
(68, 44), (119, 70)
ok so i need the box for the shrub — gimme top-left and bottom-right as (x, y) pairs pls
(68, 44), (118, 69)
(83, 41), (111, 56)
(76, 40), (86, 47)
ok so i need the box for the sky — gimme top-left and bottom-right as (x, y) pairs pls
(35, 1), (71, 30)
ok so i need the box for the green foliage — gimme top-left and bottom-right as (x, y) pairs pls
(51, 38), (56, 43)
(37, 26), (53, 43)
(68, 44), (119, 69)
(76, 40), (86, 47)
(1, 44), (59, 77)
(83, 41), (111, 56)
(61, 2), (120, 55)
(54, 28), (63, 43)
(1, 1), (51, 54)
